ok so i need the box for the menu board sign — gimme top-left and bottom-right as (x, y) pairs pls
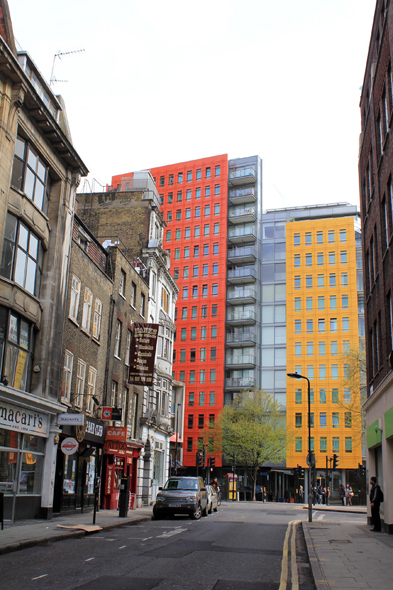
(128, 323), (159, 386)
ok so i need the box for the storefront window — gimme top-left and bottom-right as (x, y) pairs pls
(63, 454), (77, 494)
(0, 429), (44, 494)
(86, 455), (95, 494)
(19, 453), (43, 493)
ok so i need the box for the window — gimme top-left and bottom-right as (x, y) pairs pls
(317, 252), (324, 265)
(331, 341), (338, 356)
(319, 388), (326, 404)
(330, 295), (337, 310)
(330, 318), (337, 332)
(317, 296), (325, 311)
(194, 226), (200, 238)
(182, 307), (187, 320)
(295, 413), (302, 428)
(212, 283), (218, 296)
(332, 412), (339, 428)
(187, 170), (192, 182)
(198, 414), (204, 429)
(168, 192), (173, 203)
(328, 230), (335, 243)
(209, 391), (215, 406)
(183, 266), (189, 279)
(87, 367), (97, 413)
(201, 305), (207, 318)
(212, 263), (218, 275)
(320, 413), (327, 428)
(81, 288), (93, 333)
(295, 437), (302, 452)
(342, 317), (349, 332)
(174, 248), (180, 260)
(69, 275), (81, 321)
(204, 224), (210, 236)
(190, 371), (195, 384)
(295, 320), (301, 334)
(332, 437), (339, 452)
(62, 350), (74, 401)
(185, 208), (191, 220)
(200, 348), (206, 362)
(307, 319), (313, 333)
(214, 203), (220, 215)
(317, 231), (323, 244)
(215, 165), (220, 177)
(342, 294), (348, 308)
(294, 276), (301, 289)
(340, 251), (347, 264)
(194, 245), (199, 258)
(202, 284), (208, 297)
(203, 244), (209, 256)
(295, 297), (301, 312)
(92, 299), (102, 340)
(195, 187), (201, 199)
(205, 204), (210, 217)
(195, 206), (200, 218)
(11, 136), (50, 212)
(306, 275), (312, 288)
(189, 393), (194, 406)
(178, 172), (183, 184)
(319, 365), (326, 379)
(119, 269), (126, 297)
(205, 186), (210, 197)
(294, 254), (300, 267)
(176, 210), (181, 221)
(329, 252), (335, 265)
(295, 389), (302, 404)
(317, 274), (324, 288)
(210, 347), (216, 361)
(140, 292), (146, 317)
(305, 232), (312, 245)
(307, 342), (313, 356)
(199, 391), (205, 405)
(212, 304), (217, 317)
(181, 328), (187, 341)
(320, 437), (327, 453)
(345, 437), (352, 453)
(211, 325), (217, 339)
(201, 326), (207, 340)
(196, 168), (202, 180)
(295, 342), (302, 356)
(167, 211), (172, 222)
(331, 365), (338, 379)
(307, 365), (314, 379)
(329, 273), (336, 287)
(345, 412), (352, 428)
(332, 388), (339, 403)
(210, 369), (216, 383)
(192, 285), (198, 299)
(200, 370), (205, 384)
(114, 320), (122, 358)
(76, 359), (87, 407)
(340, 229), (347, 243)
(166, 229), (172, 242)
(319, 342), (325, 356)
(169, 174), (174, 185)
(214, 223), (219, 235)
(184, 246), (189, 259)
(188, 415), (194, 429)
(183, 287), (188, 300)
(0, 214), (44, 297)
(193, 265), (199, 278)
(191, 306), (197, 319)
(214, 184), (220, 196)
(305, 253), (312, 266)
(189, 349), (195, 362)
(213, 243), (219, 255)
(159, 175), (165, 187)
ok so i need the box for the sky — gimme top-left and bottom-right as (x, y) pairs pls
(11, 0), (376, 211)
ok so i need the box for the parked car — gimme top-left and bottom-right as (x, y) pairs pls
(153, 476), (209, 520)
(206, 484), (219, 513)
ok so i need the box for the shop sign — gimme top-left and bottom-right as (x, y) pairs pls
(101, 407), (122, 421)
(83, 417), (105, 444)
(58, 413), (85, 425)
(128, 323), (159, 386)
(0, 400), (48, 436)
(61, 437), (79, 455)
(106, 427), (127, 441)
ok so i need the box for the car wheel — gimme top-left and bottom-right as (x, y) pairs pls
(191, 504), (202, 520)
(208, 502), (213, 514)
(213, 503), (218, 512)
(153, 507), (164, 520)
(202, 502), (209, 517)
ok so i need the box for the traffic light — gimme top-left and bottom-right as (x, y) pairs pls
(358, 463), (366, 476)
(210, 457), (215, 468)
(196, 451), (203, 467)
(333, 454), (339, 470)
(294, 466), (299, 478)
(299, 466), (305, 477)
(202, 446), (206, 468)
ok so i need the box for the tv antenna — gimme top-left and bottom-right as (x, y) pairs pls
(50, 48), (85, 87)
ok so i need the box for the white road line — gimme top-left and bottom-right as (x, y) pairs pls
(312, 511), (318, 518)
(32, 575), (48, 580)
(156, 528), (187, 539)
(85, 557), (95, 562)
(118, 545), (126, 549)
(142, 536), (153, 541)
(317, 514), (325, 520)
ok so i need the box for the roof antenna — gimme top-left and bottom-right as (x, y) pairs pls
(50, 48), (85, 87)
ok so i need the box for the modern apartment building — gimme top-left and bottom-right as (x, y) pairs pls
(359, 0), (393, 532)
(262, 204), (364, 497)
(111, 155), (263, 473)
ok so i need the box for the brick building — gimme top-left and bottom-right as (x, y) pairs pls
(77, 172), (178, 504)
(0, 0), (87, 519)
(359, 0), (393, 532)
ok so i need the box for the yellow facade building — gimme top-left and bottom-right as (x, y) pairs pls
(286, 217), (362, 471)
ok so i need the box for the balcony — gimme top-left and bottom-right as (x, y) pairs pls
(226, 354), (256, 369)
(225, 377), (256, 390)
(227, 287), (257, 304)
(226, 331), (257, 347)
(229, 206), (256, 225)
(227, 267), (257, 284)
(228, 167), (256, 185)
(227, 309), (256, 325)
(227, 226), (256, 244)
(227, 246), (256, 264)
(229, 187), (256, 205)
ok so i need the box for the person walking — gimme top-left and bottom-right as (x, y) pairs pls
(326, 486), (330, 506)
(346, 484), (353, 506)
(339, 484), (346, 506)
(370, 476), (383, 532)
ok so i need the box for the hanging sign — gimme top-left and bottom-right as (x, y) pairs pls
(106, 427), (127, 441)
(58, 413), (85, 425)
(61, 437), (79, 455)
(101, 407), (122, 421)
(128, 323), (159, 386)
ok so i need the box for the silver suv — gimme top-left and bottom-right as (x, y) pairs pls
(153, 476), (208, 520)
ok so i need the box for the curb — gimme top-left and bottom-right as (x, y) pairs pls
(0, 515), (152, 556)
(302, 505), (366, 514)
(301, 522), (330, 590)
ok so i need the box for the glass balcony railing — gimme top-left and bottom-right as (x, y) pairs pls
(229, 187), (256, 201)
(229, 206), (256, 219)
(227, 267), (257, 281)
(225, 377), (256, 389)
(227, 310), (256, 322)
(227, 288), (257, 301)
(227, 246), (256, 261)
(226, 355), (256, 366)
(229, 167), (256, 183)
(226, 331), (256, 344)
(228, 227), (256, 240)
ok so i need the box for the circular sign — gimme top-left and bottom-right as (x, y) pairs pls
(102, 408), (112, 420)
(61, 437), (79, 455)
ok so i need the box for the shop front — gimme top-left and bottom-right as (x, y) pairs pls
(103, 427), (142, 510)
(0, 390), (62, 521)
(53, 415), (106, 514)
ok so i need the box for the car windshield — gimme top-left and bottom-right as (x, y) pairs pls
(163, 478), (199, 491)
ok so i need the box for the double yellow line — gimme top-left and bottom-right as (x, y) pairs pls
(279, 520), (300, 590)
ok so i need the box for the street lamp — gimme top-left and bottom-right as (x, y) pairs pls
(287, 372), (313, 523)
(175, 403), (181, 475)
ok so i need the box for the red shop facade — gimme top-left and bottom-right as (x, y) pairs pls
(102, 427), (143, 510)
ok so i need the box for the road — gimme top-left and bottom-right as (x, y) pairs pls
(0, 503), (364, 590)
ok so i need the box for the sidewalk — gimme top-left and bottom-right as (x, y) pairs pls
(0, 506), (153, 555)
(303, 503), (367, 515)
(303, 517), (393, 590)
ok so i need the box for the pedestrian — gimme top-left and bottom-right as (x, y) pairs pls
(370, 476), (383, 532)
(299, 485), (304, 503)
(326, 487), (330, 506)
(346, 484), (353, 506)
(339, 484), (346, 506)
(317, 484), (323, 504)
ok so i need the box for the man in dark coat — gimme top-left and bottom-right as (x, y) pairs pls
(370, 476), (383, 532)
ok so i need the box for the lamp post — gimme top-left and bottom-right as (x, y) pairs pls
(288, 372), (313, 523)
(175, 403), (181, 475)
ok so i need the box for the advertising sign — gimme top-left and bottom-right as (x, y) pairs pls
(101, 407), (122, 421)
(61, 437), (79, 455)
(0, 400), (49, 437)
(58, 413), (85, 425)
(106, 427), (127, 441)
(128, 323), (159, 386)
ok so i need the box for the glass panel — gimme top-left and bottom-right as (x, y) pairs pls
(262, 285), (274, 302)
(18, 225), (29, 251)
(274, 348), (286, 364)
(262, 306), (274, 323)
(27, 148), (38, 170)
(262, 348), (274, 366)
(25, 258), (36, 294)
(261, 370), (274, 388)
(14, 249), (27, 287)
(11, 157), (24, 190)
(0, 451), (18, 489)
(37, 160), (46, 182)
(28, 234), (38, 259)
(261, 327), (274, 345)
(0, 430), (21, 449)
(14, 137), (25, 160)
(4, 343), (18, 385)
(275, 305), (286, 322)
(8, 315), (18, 344)
(24, 168), (35, 199)
(23, 435), (45, 453)
(275, 370), (286, 387)
(275, 284), (286, 301)
(34, 179), (44, 209)
(275, 326), (286, 344)
(19, 453), (43, 494)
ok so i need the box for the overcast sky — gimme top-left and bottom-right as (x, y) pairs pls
(11, 0), (376, 211)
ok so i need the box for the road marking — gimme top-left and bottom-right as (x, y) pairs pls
(85, 557), (95, 562)
(118, 545), (126, 549)
(279, 521), (292, 590)
(279, 520), (301, 590)
(32, 575), (48, 580)
(317, 514), (325, 520)
(157, 528), (187, 539)
(142, 536), (153, 541)
(312, 511), (318, 519)
(291, 521), (301, 590)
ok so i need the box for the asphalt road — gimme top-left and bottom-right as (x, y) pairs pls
(0, 503), (362, 590)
